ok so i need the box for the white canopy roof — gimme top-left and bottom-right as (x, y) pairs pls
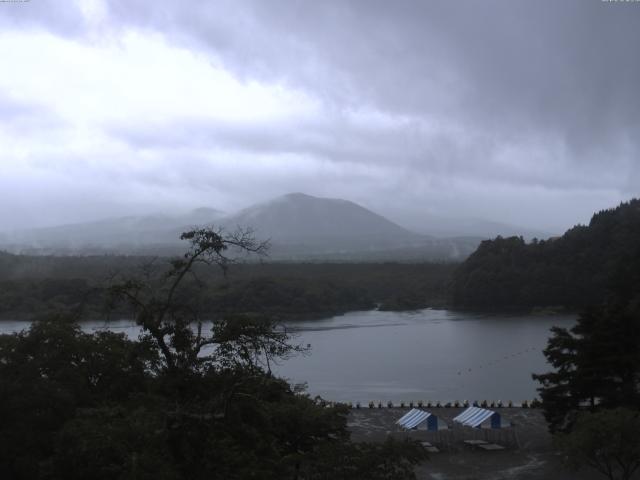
(396, 408), (431, 429)
(453, 406), (495, 428)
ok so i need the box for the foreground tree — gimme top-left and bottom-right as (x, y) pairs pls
(533, 284), (640, 432)
(556, 408), (640, 480)
(108, 227), (271, 374)
(0, 316), (158, 479)
(534, 263), (640, 479)
(1, 227), (427, 479)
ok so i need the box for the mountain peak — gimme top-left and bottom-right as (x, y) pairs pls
(282, 192), (313, 200)
(221, 193), (419, 250)
(190, 207), (221, 215)
(276, 192), (343, 204)
(275, 192), (353, 207)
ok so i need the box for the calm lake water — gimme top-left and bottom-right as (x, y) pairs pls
(0, 309), (574, 403)
(278, 309), (575, 403)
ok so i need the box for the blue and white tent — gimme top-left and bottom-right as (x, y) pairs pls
(453, 406), (508, 429)
(396, 409), (446, 431)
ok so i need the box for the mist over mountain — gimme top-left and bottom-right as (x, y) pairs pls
(0, 208), (224, 254)
(0, 193), (546, 260)
(220, 192), (419, 247)
(400, 215), (555, 241)
(216, 193), (486, 260)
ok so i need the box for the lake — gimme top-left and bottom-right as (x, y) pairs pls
(0, 309), (574, 404)
(278, 309), (574, 403)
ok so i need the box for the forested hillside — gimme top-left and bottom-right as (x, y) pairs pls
(452, 199), (640, 309)
(0, 253), (455, 319)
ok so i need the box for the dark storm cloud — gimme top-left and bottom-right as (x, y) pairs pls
(100, 0), (640, 163)
(1, 0), (639, 231)
(8, 0), (640, 163)
(107, 110), (627, 195)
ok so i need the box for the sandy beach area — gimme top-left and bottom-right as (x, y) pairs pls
(348, 407), (617, 480)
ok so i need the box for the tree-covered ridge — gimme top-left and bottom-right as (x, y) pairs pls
(452, 199), (640, 309)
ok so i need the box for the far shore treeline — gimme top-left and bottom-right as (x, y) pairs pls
(0, 198), (639, 320)
(0, 257), (454, 320)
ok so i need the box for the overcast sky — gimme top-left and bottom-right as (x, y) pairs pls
(1, 0), (639, 233)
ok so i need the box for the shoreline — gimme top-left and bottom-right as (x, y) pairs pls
(0, 305), (579, 323)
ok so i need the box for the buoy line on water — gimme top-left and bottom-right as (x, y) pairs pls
(456, 347), (539, 376)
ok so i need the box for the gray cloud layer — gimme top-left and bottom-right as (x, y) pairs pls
(1, 0), (639, 232)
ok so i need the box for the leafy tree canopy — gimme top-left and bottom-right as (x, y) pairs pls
(0, 228), (427, 479)
(533, 287), (640, 432)
(556, 408), (640, 480)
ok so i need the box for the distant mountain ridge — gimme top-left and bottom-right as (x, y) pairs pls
(214, 193), (484, 260)
(0, 192), (527, 260)
(219, 192), (421, 249)
(0, 208), (224, 254)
